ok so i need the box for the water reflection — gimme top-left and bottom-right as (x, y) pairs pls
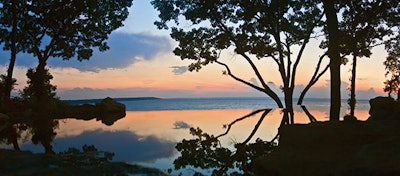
(2, 104), (371, 174)
(170, 106), (370, 175)
(22, 129), (176, 162)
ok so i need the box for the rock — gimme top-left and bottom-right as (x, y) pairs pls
(368, 96), (400, 120)
(95, 97), (126, 126)
(252, 121), (400, 176)
(55, 97), (126, 125)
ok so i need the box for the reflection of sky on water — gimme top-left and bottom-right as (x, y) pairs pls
(17, 106), (370, 172)
(21, 129), (176, 162)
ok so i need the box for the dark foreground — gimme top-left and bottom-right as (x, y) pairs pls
(0, 149), (169, 176)
(253, 120), (400, 176)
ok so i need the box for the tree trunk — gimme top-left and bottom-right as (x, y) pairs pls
(6, 0), (20, 151)
(36, 57), (47, 104)
(285, 90), (294, 124)
(323, 0), (341, 121)
(349, 54), (357, 117)
(4, 0), (18, 98)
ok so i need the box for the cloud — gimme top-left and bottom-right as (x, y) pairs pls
(267, 81), (275, 85)
(173, 121), (191, 129)
(0, 33), (173, 72)
(249, 78), (259, 87)
(294, 81), (384, 100)
(170, 66), (188, 75)
(21, 129), (176, 162)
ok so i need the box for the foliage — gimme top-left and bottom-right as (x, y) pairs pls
(338, 0), (397, 57)
(0, 74), (16, 106)
(4, 0), (133, 62)
(384, 35), (400, 98)
(0, 0), (132, 106)
(0, 1), (29, 51)
(336, 0), (399, 116)
(21, 69), (56, 101)
(58, 144), (115, 167)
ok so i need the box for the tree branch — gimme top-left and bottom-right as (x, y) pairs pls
(291, 31), (312, 89)
(297, 53), (329, 105)
(215, 60), (267, 93)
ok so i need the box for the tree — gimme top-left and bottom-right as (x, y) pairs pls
(338, 0), (399, 118)
(9, 0), (132, 103)
(0, 0), (132, 152)
(384, 35), (400, 100)
(152, 0), (324, 125)
(0, 0), (29, 100)
(321, 0), (342, 121)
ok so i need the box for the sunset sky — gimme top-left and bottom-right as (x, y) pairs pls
(0, 1), (389, 100)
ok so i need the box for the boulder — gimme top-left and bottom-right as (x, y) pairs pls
(368, 96), (400, 120)
(95, 97), (126, 126)
(252, 121), (400, 176)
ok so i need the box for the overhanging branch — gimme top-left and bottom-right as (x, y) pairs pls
(215, 60), (266, 93)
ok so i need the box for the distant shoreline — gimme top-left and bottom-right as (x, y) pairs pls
(63, 97), (160, 105)
(62, 96), (371, 102)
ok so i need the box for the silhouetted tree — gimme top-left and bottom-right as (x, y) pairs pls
(384, 35), (400, 100)
(0, 0), (29, 100)
(10, 0), (132, 103)
(301, 0), (399, 121)
(21, 68), (57, 108)
(152, 0), (325, 125)
(338, 0), (399, 118)
(19, 68), (59, 154)
(321, 0), (342, 121)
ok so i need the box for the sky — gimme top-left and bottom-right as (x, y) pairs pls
(0, 1), (389, 100)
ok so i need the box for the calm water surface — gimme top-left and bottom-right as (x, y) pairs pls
(17, 98), (370, 174)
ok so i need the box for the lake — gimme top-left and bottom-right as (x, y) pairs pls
(14, 97), (371, 175)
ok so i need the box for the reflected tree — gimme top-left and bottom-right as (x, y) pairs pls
(174, 109), (277, 175)
(20, 68), (60, 154)
(0, 74), (22, 151)
(30, 117), (59, 154)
